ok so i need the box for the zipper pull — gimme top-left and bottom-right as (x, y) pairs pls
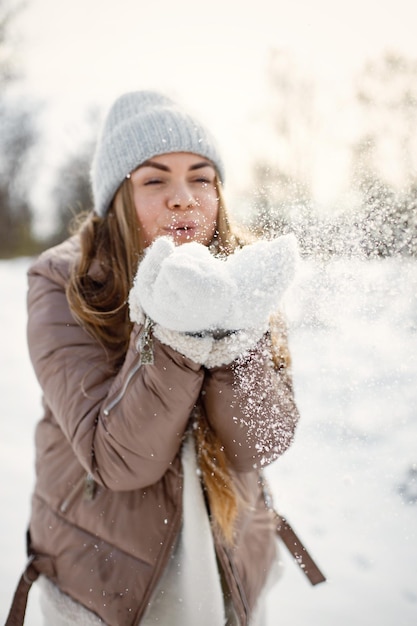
(139, 316), (154, 365)
(259, 472), (274, 509)
(84, 473), (97, 501)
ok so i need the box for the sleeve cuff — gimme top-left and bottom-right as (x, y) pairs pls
(140, 316), (268, 369)
(153, 325), (214, 363)
(129, 300), (146, 326)
(204, 324), (268, 369)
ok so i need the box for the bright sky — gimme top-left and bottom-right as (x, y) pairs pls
(13, 0), (417, 214)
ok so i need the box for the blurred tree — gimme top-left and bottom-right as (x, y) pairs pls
(355, 52), (417, 188)
(245, 49), (316, 253)
(396, 185), (417, 256)
(0, 0), (21, 83)
(351, 52), (417, 257)
(354, 177), (417, 258)
(42, 109), (99, 248)
(357, 178), (397, 257)
(247, 163), (292, 237)
(0, 100), (38, 256)
(0, 0), (40, 258)
(265, 48), (316, 193)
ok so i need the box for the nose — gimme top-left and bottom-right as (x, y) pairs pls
(167, 182), (197, 210)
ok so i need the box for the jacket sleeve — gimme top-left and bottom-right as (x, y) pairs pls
(201, 329), (300, 472)
(27, 256), (205, 491)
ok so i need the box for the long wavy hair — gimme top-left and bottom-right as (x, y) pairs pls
(66, 175), (288, 544)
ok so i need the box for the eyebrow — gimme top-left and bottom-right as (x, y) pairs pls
(140, 159), (214, 172)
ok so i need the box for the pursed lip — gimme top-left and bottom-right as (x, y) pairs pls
(164, 221), (198, 233)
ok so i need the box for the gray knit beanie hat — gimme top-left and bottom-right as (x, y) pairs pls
(91, 90), (225, 217)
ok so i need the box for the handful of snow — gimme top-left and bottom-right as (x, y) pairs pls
(129, 234), (299, 333)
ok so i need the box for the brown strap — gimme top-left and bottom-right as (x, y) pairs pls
(5, 557), (40, 626)
(275, 512), (326, 585)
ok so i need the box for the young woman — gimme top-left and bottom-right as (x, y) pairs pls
(7, 91), (302, 625)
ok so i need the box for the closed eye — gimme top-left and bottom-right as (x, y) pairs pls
(143, 178), (164, 185)
(192, 176), (213, 185)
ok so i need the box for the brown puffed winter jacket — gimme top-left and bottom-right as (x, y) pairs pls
(23, 236), (300, 626)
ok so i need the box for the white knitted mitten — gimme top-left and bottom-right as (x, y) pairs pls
(129, 237), (235, 333)
(218, 233), (299, 331)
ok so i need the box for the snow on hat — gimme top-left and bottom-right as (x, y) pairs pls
(91, 90), (225, 217)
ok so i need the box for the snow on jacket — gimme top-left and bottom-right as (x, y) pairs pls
(25, 236), (300, 626)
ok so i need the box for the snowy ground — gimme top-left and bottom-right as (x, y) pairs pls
(1, 255), (416, 625)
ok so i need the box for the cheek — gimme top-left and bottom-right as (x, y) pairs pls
(196, 206), (218, 232)
(209, 208), (219, 228)
(134, 192), (160, 225)
(201, 192), (219, 221)
(208, 202), (220, 228)
(134, 203), (159, 245)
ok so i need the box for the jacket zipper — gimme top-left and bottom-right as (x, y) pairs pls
(224, 546), (250, 623)
(133, 469), (184, 625)
(61, 321), (154, 517)
(103, 317), (154, 416)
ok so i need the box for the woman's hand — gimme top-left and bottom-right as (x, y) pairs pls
(129, 234), (299, 334)
(219, 233), (299, 330)
(129, 237), (235, 332)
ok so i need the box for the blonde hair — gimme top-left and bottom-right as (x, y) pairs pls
(66, 176), (285, 544)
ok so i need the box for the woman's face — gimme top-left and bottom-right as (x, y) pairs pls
(130, 152), (219, 248)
